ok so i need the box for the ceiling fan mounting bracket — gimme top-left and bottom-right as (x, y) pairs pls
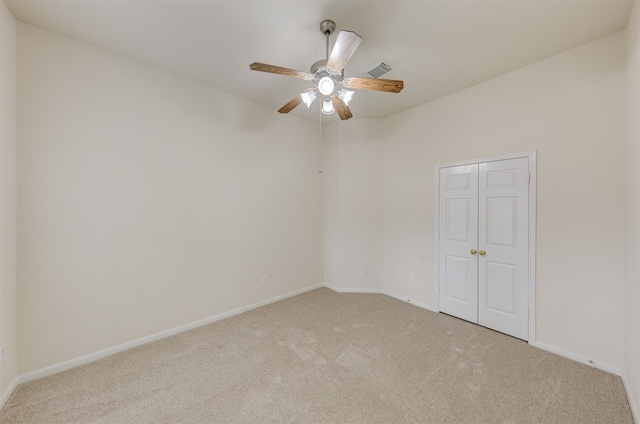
(320, 20), (336, 36)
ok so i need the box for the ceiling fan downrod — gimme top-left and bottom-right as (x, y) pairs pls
(311, 20), (336, 75)
(320, 19), (335, 60)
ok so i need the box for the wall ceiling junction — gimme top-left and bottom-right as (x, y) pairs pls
(6, 0), (634, 123)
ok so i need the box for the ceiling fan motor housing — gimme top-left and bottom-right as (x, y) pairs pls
(310, 61), (344, 83)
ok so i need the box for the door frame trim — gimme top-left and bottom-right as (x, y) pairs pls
(435, 151), (537, 343)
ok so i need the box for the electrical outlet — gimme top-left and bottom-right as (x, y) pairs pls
(261, 275), (268, 285)
(409, 275), (416, 284)
(362, 268), (368, 277)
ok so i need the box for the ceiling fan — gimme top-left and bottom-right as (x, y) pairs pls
(249, 20), (404, 121)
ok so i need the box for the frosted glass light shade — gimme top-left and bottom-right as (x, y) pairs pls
(338, 89), (355, 106)
(300, 89), (317, 108)
(322, 97), (334, 115)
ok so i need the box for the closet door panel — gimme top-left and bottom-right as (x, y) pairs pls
(438, 165), (479, 323)
(478, 158), (529, 340)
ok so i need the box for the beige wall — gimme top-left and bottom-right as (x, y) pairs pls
(382, 32), (626, 369)
(323, 119), (383, 291)
(326, 31), (627, 370)
(0, 0), (17, 396)
(323, 122), (340, 288)
(7, 4), (639, 414)
(625, 1), (640, 419)
(17, 23), (324, 374)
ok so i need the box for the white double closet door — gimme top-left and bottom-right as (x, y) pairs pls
(438, 157), (530, 340)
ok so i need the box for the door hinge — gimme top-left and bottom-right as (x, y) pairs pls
(528, 173), (531, 182)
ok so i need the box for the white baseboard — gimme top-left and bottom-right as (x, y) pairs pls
(325, 285), (624, 377)
(622, 372), (639, 424)
(530, 340), (621, 376)
(381, 289), (439, 313)
(8, 283), (631, 418)
(323, 283), (384, 294)
(18, 283), (324, 385)
(323, 283), (438, 313)
(0, 377), (20, 411)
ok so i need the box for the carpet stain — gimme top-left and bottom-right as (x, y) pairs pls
(336, 349), (365, 368)
(367, 346), (382, 358)
(279, 328), (326, 366)
(466, 382), (481, 393)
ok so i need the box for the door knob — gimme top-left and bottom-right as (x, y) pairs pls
(479, 250), (486, 256)
(470, 249), (477, 255)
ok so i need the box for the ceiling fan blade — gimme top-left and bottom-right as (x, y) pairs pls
(344, 77), (404, 93)
(249, 62), (313, 80)
(332, 95), (353, 121)
(278, 95), (303, 114)
(326, 31), (362, 72)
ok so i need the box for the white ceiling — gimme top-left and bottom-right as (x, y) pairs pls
(5, 0), (635, 123)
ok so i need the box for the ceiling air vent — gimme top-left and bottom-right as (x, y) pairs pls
(365, 60), (395, 78)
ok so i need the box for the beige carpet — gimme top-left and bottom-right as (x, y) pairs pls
(0, 288), (633, 423)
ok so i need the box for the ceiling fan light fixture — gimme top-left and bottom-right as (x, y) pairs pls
(318, 76), (335, 96)
(338, 88), (355, 106)
(322, 97), (334, 115)
(249, 19), (403, 121)
(300, 89), (317, 108)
